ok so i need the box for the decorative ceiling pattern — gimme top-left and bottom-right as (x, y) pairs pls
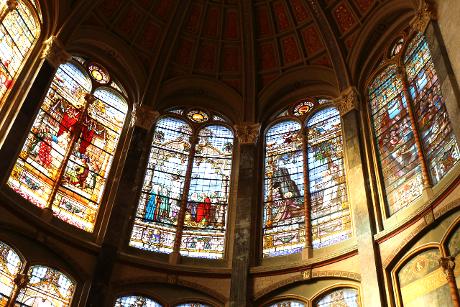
(88, 0), (385, 95)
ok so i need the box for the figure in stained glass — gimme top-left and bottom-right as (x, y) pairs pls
(8, 59), (128, 232)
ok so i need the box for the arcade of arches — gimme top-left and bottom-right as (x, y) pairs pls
(0, 0), (460, 306)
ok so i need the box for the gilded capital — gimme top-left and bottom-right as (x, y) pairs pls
(134, 105), (160, 130)
(41, 36), (71, 68)
(439, 256), (456, 278)
(234, 123), (261, 145)
(410, 0), (437, 34)
(335, 87), (360, 116)
(6, 0), (18, 11)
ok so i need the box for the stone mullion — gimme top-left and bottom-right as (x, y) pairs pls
(301, 126), (312, 257)
(45, 94), (95, 212)
(439, 256), (460, 307)
(337, 87), (385, 306)
(7, 262), (29, 307)
(170, 133), (199, 264)
(398, 67), (433, 189)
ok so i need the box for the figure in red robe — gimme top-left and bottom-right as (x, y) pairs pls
(37, 128), (52, 168)
(79, 117), (104, 155)
(196, 196), (212, 223)
(57, 104), (81, 137)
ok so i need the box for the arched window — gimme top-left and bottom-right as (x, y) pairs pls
(0, 0), (41, 104)
(7, 57), (129, 232)
(368, 32), (460, 215)
(15, 265), (75, 306)
(176, 303), (211, 307)
(0, 241), (23, 304)
(115, 295), (162, 307)
(263, 98), (352, 257)
(130, 108), (234, 259)
(0, 241), (76, 306)
(268, 300), (305, 307)
(314, 288), (360, 307)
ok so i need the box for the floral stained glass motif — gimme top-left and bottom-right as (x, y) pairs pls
(369, 65), (423, 215)
(114, 296), (162, 307)
(187, 110), (209, 123)
(7, 60), (128, 232)
(315, 288), (360, 307)
(15, 265), (75, 307)
(263, 121), (305, 258)
(130, 117), (192, 254)
(307, 107), (351, 248)
(404, 33), (460, 184)
(0, 0), (40, 104)
(269, 301), (305, 307)
(0, 242), (22, 306)
(181, 125), (234, 259)
(293, 100), (314, 116)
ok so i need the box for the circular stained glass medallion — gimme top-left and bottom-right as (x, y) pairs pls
(293, 100), (315, 116)
(187, 110), (209, 123)
(88, 63), (110, 84)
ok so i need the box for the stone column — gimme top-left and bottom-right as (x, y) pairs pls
(0, 36), (70, 179)
(336, 87), (385, 306)
(229, 123), (261, 307)
(439, 256), (460, 307)
(86, 106), (159, 307)
(411, 0), (460, 146)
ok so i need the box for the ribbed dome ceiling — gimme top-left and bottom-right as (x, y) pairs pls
(90, 0), (380, 95)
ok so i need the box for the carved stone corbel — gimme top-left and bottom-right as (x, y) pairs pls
(6, 0), (18, 11)
(133, 105), (159, 130)
(335, 87), (360, 116)
(234, 122), (261, 145)
(41, 36), (71, 68)
(410, 0), (437, 34)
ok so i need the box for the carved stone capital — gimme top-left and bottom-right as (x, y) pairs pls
(234, 123), (261, 145)
(133, 105), (159, 130)
(410, 0), (437, 34)
(14, 273), (29, 288)
(6, 0), (18, 11)
(335, 87), (360, 116)
(439, 256), (456, 279)
(41, 36), (71, 68)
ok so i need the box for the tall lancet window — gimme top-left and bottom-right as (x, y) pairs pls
(0, 0), (41, 104)
(7, 57), (129, 232)
(263, 98), (352, 258)
(368, 32), (459, 215)
(130, 108), (234, 259)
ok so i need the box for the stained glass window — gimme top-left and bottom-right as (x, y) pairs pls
(7, 58), (128, 232)
(0, 0), (41, 105)
(114, 296), (162, 307)
(263, 99), (351, 257)
(404, 33), (460, 184)
(307, 107), (351, 248)
(187, 110), (209, 123)
(0, 242), (22, 305)
(268, 300), (305, 307)
(315, 288), (360, 307)
(130, 110), (234, 259)
(369, 65), (423, 214)
(181, 125), (233, 258)
(263, 121), (305, 257)
(368, 33), (459, 215)
(15, 265), (75, 307)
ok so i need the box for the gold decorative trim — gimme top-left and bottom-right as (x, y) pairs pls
(41, 36), (71, 68)
(234, 122), (261, 144)
(410, 0), (437, 34)
(335, 87), (360, 116)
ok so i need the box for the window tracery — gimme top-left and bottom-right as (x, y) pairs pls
(268, 300), (305, 307)
(263, 98), (352, 257)
(7, 57), (129, 232)
(368, 32), (459, 215)
(0, 241), (75, 307)
(0, 0), (41, 105)
(114, 295), (162, 307)
(314, 288), (360, 307)
(130, 108), (234, 259)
